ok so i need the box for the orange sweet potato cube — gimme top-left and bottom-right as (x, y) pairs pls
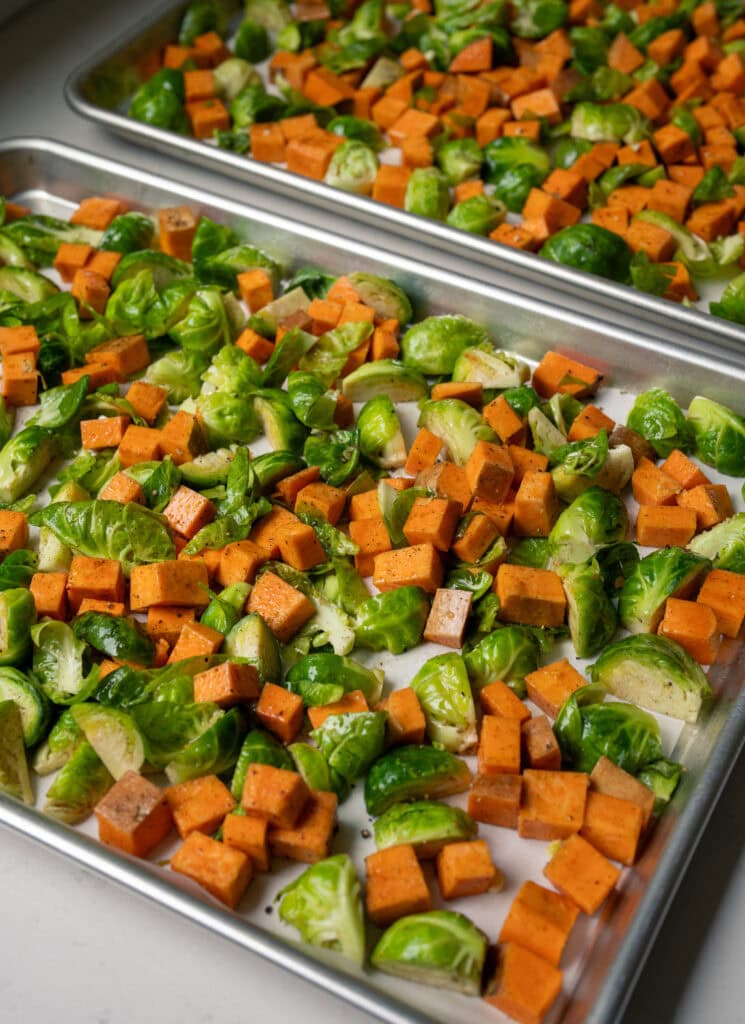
(0, 325), (40, 356)
(163, 486), (216, 540)
(256, 681), (305, 743)
(522, 715), (562, 771)
(166, 774), (236, 838)
(194, 662), (260, 707)
(2, 351), (38, 406)
(513, 471), (559, 538)
(250, 507), (300, 558)
(160, 410), (206, 465)
(532, 351), (603, 399)
(544, 833), (621, 915)
(268, 790), (338, 863)
(697, 568), (745, 637)
(658, 597), (720, 665)
(157, 205), (198, 261)
(246, 571), (316, 643)
(365, 843), (432, 925)
(85, 334), (150, 378)
(468, 772), (522, 829)
(451, 513), (500, 564)
(480, 680), (531, 723)
(30, 572), (68, 621)
(636, 505), (698, 547)
(403, 496), (461, 552)
(242, 762), (310, 829)
(171, 831), (252, 909)
(124, 380), (168, 425)
(216, 539), (267, 587)
(373, 543), (443, 594)
(307, 690), (369, 730)
(590, 756), (656, 829)
(294, 481), (346, 525)
(80, 415), (130, 450)
(677, 483), (734, 531)
(518, 769), (589, 840)
(71, 269), (110, 318)
(404, 428), (445, 475)
(0, 510), (28, 555)
(117, 425), (164, 467)
(661, 449), (710, 489)
(465, 441), (514, 502)
(423, 588), (472, 648)
(95, 770), (173, 857)
(99, 471), (145, 504)
(76, 598), (126, 616)
(632, 457), (682, 506)
(478, 715), (522, 775)
(349, 517), (392, 576)
(53, 242), (93, 282)
(581, 791), (644, 865)
(525, 659), (586, 718)
(278, 521), (327, 571)
(86, 250), (122, 282)
(484, 943), (563, 1024)
(381, 687), (426, 746)
(496, 565), (567, 629)
(499, 880), (580, 966)
(238, 269), (274, 312)
(146, 606), (196, 645)
(436, 838), (499, 900)
(483, 395), (527, 445)
(222, 812), (269, 871)
(70, 196), (125, 230)
(67, 555), (124, 612)
(416, 462), (473, 514)
(129, 560), (210, 611)
(167, 621), (223, 664)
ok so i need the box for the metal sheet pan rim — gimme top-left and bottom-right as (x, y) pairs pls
(2, 136), (745, 1024)
(62, 0), (745, 351)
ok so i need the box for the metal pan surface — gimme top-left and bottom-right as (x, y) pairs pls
(63, 0), (745, 354)
(1, 137), (745, 1024)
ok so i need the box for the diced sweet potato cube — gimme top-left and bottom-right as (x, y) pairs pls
(404, 428), (445, 475)
(2, 351), (38, 406)
(166, 774), (236, 838)
(415, 463), (473, 514)
(256, 682), (305, 743)
(381, 688), (426, 746)
(423, 588), (472, 648)
(216, 539), (267, 587)
(0, 325), (40, 356)
(696, 568), (745, 637)
(53, 242), (93, 282)
(521, 716), (562, 770)
(437, 838), (500, 902)
(365, 844), (432, 925)
(485, 943), (563, 1024)
(95, 770), (172, 857)
(250, 508), (300, 558)
(513, 471), (559, 538)
(70, 196), (125, 230)
(0, 510), (28, 555)
(483, 395), (527, 445)
(509, 447), (550, 486)
(496, 564), (566, 629)
(632, 457), (682, 506)
(268, 789), (338, 863)
(163, 486), (216, 540)
(581, 791), (644, 865)
(636, 505), (697, 547)
(194, 662), (260, 707)
(242, 762), (310, 829)
(67, 555), (124, 612)
(349, 517), (392, 577)
(479, 715), (522, 775)
(500, 880), (579, 965)
(661, 449), (710, 489)
(171, 831), (252, 909)
(544, 834), (620, 915)
(158, 205), (198, 261)
(373, 543), (443, 594)
(532, 351), (603, 398)
(403, 497), (461, 553)
(130, 560), (209, 611)
(246, 571), (316, 643)
(451, 513), (500, 564)
(307, 690), (369, 730)
(124, 380), (168, 425)
(468, 772), (522, 829)
(525, 659), (586, 718)
(465, 441), (514, 502)
(480, 680), (531, 723)
(294, 481), (346, 525)
(160, 410), (206, 465)
(117, 425), (163, 467)
(85, 334), (150, 378)
(167, 621), (223, 663)
(658, 597), (720, 665)
(99, 471), (145, 504)
(677, 483), (733, 531)
(222, 812), (269, 871)
(278, 521), (327, 571)
(77, 598), (126, 616)
(590, 756), (656, 829)
(71, 269), (110, 318)
(30, 571), (68, 621)
(518, 769), (589, 840)
(146, 606), (196, 646)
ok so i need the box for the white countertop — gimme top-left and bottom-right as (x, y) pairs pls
(2, 2), (745, 1021)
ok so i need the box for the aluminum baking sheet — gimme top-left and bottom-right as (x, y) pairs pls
(64, 0), (745, 355)
(1, 137), (745, 1024)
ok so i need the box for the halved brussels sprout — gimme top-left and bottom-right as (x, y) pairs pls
(418, 399), (497, 465)
(0, 426), (56, 505)
(0, 700), (33, 804)
(401, 315), (490, 375)
(688, 513), (745, 573)
(31, 708), (84, 776)
(286, 653), (383, 704)
(357, 395), (406, 469)
(463, 626), (542, 697)
(0, 667), (50, 748)
(354, 587), (430, 654)
(540, 224), (632, 284)
(405, 167), (450, 220)
(180, 448), (236, 488)
(548, 486), (628, 566)
(72, 612), (155, 666)
(44, 740), (113, 823)
(289, 742), (336, 794)
(626, 387), (693, 458)
(200, 583), (252, 635)
(365, 745), (471, 816)
(165, 708), (244, 784)
(558, 559), (618, 658)
(451, 347), (530, 389)
(277, 854), (365, 966)
(223, 613), (282, 682)
(688, 395), (745, 476)
(410, 653), (477, 754)
(374, 800), (477, 857)
(347, 272), (413, 324)
(619, 547), (710, 634)
(0, 588), (36, 667)
(325, 140), (379, 195)
(70, 704), (145, 780)
(570, 101), (649, 144)
(372, 911), (487, 996)
(590, 633), (712, 723)
(341, 360), (428, 402)
(312, 711), (387, 790)
(638, 757), (682, 812)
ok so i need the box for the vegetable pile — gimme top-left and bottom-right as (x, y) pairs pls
(125, 0), (745, 321)
(1, 186), (745, 1024)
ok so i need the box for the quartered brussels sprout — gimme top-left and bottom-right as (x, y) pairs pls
(129, 72), (189, 134)
(70, 704), (145, 780)
(354, 587), (430, 654)
(31, 708), (84, 776)
(328, 116), (384, 151)
(418, 399), (497, 466)
(550, 431), (633, 502)
(286, 653), (383, 704)
(463, 625), (542, 697)
(30, 501), (175, 576)
(452, 346), (530, 390)
(590, 633), (712, 723)
(541, 224), (632, 283)
(0, 700), (33, 804)
(100, 213), (154, 255)
(44, 740), (113, 824)
(365, 745), (471, 816)
(252, 392), (307, 452)
(401, 315), (490, 375)
(554, 683), (663, 774)
(0, 667), (50, 748)
(311, 711), (387, 790)
(407, 167), (448, 220)
(214, 58), (261, 102)
(165, 707), (244, 785)
(252, 449), (306, 493)
(325, 140), (379, 195)
(289, 742), (336, 794)
(626, 387), (693, 458)
(357, 395), (406, 469)
(132, 700), (222, 769)
(0, 588), (36, 667)
(548, 486), (628, 566)
(341, 360), (428, 403)
(146, 349), (210, 403)
(267, 561), (356, 656)
(200, 583), (252, 635)
(570, 101), (649, 144)
(31, 619), (98, 706)
(688, 513), (745, 573)
(72, 612), (155, 667)
(374, 800), (477, 857)
(638, 757), (682, 813)
(277, 854), (365, 966)
(224, 613), (282, 683)
(436, 138), (483, 186)
(410, 653), (477, 754)
(372, 911), (487, 996)
(0, 426), (56, 505)
(346, 272), (413, 324)
(558, 559), (618, 658)
(688, 395), (745, 476)
(446, 194), (506, 236)
(619, 547), (710, 634)
(231, 727), (294, 800)
(287, 371), (337, 431)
